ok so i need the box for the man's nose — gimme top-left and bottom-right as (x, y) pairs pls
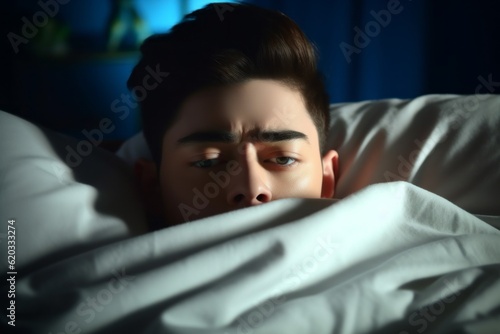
(226, 155), (272, 207)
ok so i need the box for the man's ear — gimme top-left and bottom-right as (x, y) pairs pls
(134, 158), (164, 217)
(321, 150), (339, 198)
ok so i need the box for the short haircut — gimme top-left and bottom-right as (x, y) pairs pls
(127, 2), (330, 164)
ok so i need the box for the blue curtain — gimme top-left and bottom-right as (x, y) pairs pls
(247, 0), (500, 103)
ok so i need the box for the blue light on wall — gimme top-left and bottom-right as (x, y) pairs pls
(52, 0), (236, 36)
(187, 0), (236, 13)
(8, 0), (236, 142)
(133, 0), (183, 34)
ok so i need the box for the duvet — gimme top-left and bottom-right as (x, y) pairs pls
(6, 182), (500, 334)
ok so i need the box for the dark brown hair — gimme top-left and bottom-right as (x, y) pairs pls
(127, 2), (330, 164)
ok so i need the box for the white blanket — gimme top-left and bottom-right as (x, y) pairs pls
(10, 182), (500, 334)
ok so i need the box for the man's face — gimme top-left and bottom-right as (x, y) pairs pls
(153, 79), (337, 225)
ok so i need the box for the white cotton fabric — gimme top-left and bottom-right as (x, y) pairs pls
(7, 181), (500, 334)
(328, 94), (500, 215)
(0, 110), (148, 271)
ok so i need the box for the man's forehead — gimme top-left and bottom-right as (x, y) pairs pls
(164, 79), (316, 145)
(178, 80), (306, 117)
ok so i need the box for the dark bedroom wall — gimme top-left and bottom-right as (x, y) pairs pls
(0, 0), (141, 141)
(248, 0), (500, 102)
(0, 0), (236, 142)
(0, 0), (187, 141)
(423, 1), (500, 95)
(1, 0), (499, 142)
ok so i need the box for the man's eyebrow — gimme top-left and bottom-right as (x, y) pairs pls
(252, 130), (309, 143)
(177, 131), (238, 144)
(176, 130), (308, 145)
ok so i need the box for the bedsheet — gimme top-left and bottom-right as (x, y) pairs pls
(4, 182), (500, 334)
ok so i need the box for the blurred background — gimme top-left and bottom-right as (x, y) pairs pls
(1, 0), (499, 147)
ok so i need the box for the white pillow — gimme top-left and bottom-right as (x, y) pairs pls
(328, 94), (500, 214)
(0, 110), (148, 271)
(115, 131), (152, 165)
(116, 94), (500, 215)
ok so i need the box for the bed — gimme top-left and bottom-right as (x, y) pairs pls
(1, 94), (499, 333)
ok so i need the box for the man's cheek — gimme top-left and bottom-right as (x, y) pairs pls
(163, 172), (220, 205)
(276, 169), (319, 195)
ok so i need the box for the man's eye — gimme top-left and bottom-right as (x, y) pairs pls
(192, 159), (219, 168)
(270, 157), (297, 166)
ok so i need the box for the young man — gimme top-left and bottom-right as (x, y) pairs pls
(128, 2), (338, 226)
